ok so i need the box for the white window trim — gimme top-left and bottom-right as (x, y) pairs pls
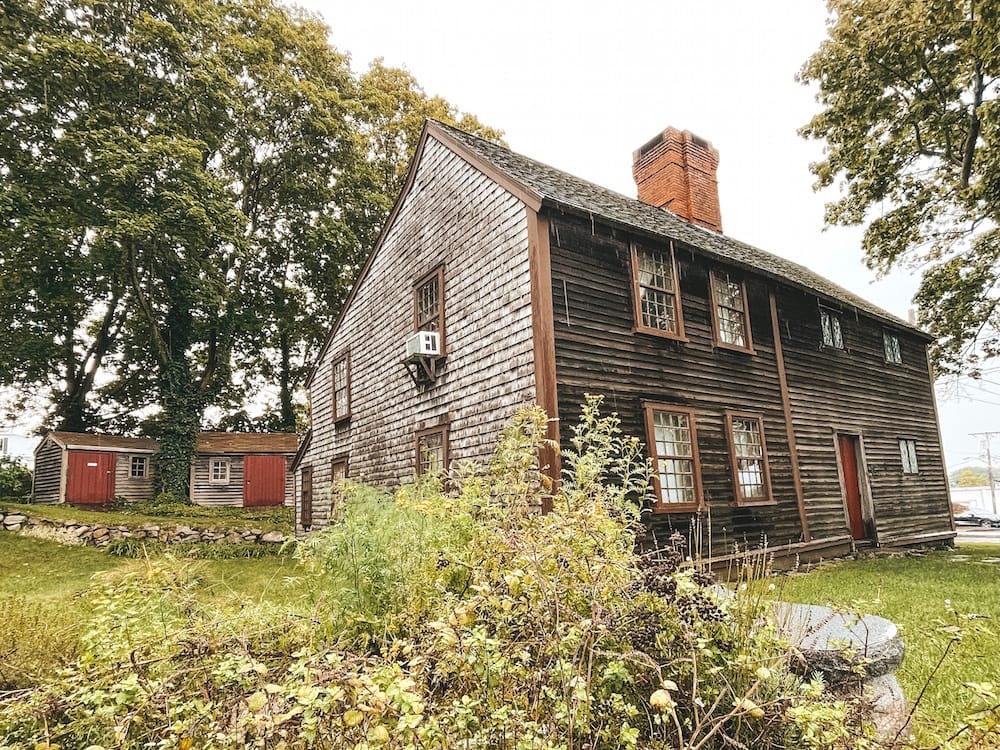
(129, 455), (148, 479)
(210, 458), (231, 485)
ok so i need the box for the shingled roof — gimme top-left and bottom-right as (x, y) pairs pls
(431, 121), (924, 337)
(195, 432), (298, 454)
(48, 431), (159, 453)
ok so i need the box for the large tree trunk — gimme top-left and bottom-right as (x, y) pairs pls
(155, 358), (202, 499)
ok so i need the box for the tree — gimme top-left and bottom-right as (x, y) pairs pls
(0, 456), (32, 500)
(0, 0), (501, 496)
(799, 0), (1000, 376)
(951, 466), (991, 487)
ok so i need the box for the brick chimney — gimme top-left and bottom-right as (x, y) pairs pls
(632, 127), (722, 233)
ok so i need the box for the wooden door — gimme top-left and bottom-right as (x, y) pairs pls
(66, 451), (116, 504)
(300, 466), (313, 528)
(838, 434), (867, 540)
(243, 455), (286, 507)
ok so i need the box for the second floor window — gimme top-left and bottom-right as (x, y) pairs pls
(883, 332), (902, 364)
(899, 439), (918, 474)
(332, 352), (350, 422)
(632, 241), (684, 338)
(820, 309), (844, 349)
(711, 271), (752, 351)
(414, 265), (446, 354)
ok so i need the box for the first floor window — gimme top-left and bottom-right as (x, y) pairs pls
(899, 439), (918, 474)
(332, 457), (348, 480)
(645, 405), (701, 509)
(728, 414), (772, 503)
(211, 459), (230, 484)
(416, 427), (448, 475)
(820, 309), (844, 349)
(130, 456), (147, 478)
(883, 332), (902, 364)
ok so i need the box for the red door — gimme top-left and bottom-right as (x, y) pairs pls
(66, 451), (116, 505)
(838, 435), (867, 540)
(243, 455), (286, 507)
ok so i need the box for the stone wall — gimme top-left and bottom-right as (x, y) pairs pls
(0, 509), (287, 547)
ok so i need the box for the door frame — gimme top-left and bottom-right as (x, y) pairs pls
(832, 429), (878, 544)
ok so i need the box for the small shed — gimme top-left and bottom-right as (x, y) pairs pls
(190, 432), (297, 508)
(32, 431), (159, 505)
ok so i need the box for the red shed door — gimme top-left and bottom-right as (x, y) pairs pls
(838, 435), (868, 540)
(66, 451), (116, 504)
(243, 455), (286, 507)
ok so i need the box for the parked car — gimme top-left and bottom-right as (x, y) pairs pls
(954, 510), (1000, 528)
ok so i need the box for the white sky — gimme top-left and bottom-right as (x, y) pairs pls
(300, 0), (996, 472)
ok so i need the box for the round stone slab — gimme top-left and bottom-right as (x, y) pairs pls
(774, 602), (904, 681)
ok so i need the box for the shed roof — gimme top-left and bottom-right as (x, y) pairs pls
(47, 431), (159, 453)
(430, 121), (926, 338)
(195, 432), (298, 455)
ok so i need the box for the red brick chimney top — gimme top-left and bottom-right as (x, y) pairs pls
(632, 127), (722, 233)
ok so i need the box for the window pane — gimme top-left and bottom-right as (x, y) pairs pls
(417, 276), (440, 331)
(884, 333), (901, 364)
(821, 311), (844, 349)
(418, 431), (444, 474)
(636, 247), (679, 333)
(717, 305), (746, 347)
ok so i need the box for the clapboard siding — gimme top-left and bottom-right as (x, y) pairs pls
(548, 213), (805, 551)
(191, 455), (245, 506)
(777, 288), (951, 543)
(298, 134), (537, 534)
(31, 438), (63, 504)
(114, 455), (157, 503)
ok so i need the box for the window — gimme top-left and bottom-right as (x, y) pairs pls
(883, 332), (902, 364)
(332, 457), (348, 481)
(414, 265), (446, 354)
(210, 459), (230, 484)
(332, 351), (350, 422)
(710, 271), (753, 351)
(727, 413), (773, 504)
(416, 426), (448, 476)
(899, 439), (918, 474)
(820, 309), (844, 349)
(644, 405), (702, 510)
(0, 437), (8, 454)
(631, 240), (685, 338)
(130, 456), (147, 478)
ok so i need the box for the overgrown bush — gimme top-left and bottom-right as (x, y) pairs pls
(0, 455), (32, 501)
(2, 399), (994, 748)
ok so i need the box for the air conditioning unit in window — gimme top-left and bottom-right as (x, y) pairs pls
(404, 331), (440, 359)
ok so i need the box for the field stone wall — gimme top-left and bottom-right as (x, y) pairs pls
(0, 509), (287, 547)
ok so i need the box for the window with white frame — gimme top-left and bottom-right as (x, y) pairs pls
(820, 309), (844, 349)
(899, 439), (918, 474)
(130, 456), (147, 478)
(210, 459), (230, 484)
(883, 332), (902, 364)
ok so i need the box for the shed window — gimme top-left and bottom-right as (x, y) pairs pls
(414, 266), (446, 354)
(727, 414), (773, 504)
(899, 439), (918, 474)
(416, 427), (448, 476)
(632, 241), (685, 338)
(210, 459), (230, 484)
(644, 405), (702, 510)
(710, 271), (753, 351)
(332, 351), (350, 422)
(883, 332), (902, 364)
(130, 456), (147, 478)
(820, 309), (843, 349)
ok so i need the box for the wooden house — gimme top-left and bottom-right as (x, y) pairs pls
(189, 432), (296, 507)
(294, 120), (954, 559)
(32, 431), (296, 508)
(32, 431), (159, 505)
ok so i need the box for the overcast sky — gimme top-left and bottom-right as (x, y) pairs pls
(299, 0), (996, 472)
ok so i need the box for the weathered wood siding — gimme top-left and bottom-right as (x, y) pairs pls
(547, 213), (806, 552)
(114, 455), (157, 503)
(298, 134), (536, 534)
(31, 438), (63, 504)
(190, 454), (245, 507)
(776, 288), (951, 544)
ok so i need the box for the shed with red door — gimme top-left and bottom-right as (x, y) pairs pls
(189, 432), (297, 508)
(32, 432), (159, 506)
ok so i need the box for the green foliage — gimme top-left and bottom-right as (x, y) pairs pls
(949, 466), (992, 487)
(104, 538), (291, 559)
(0, 456), (31, 500)
(0, 598), (82, 689)
(799, 0), (1000, 376)
(0, 405), (874, 749)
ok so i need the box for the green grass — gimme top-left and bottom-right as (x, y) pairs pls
(776, 543), (1000, 744)
(0, 499), (293, 532)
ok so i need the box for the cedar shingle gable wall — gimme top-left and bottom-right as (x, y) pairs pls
(296, 134), (536, 533)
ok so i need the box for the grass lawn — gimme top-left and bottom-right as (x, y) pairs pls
(777, 542), (1000, 745)
(0, 499), (293, 532)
